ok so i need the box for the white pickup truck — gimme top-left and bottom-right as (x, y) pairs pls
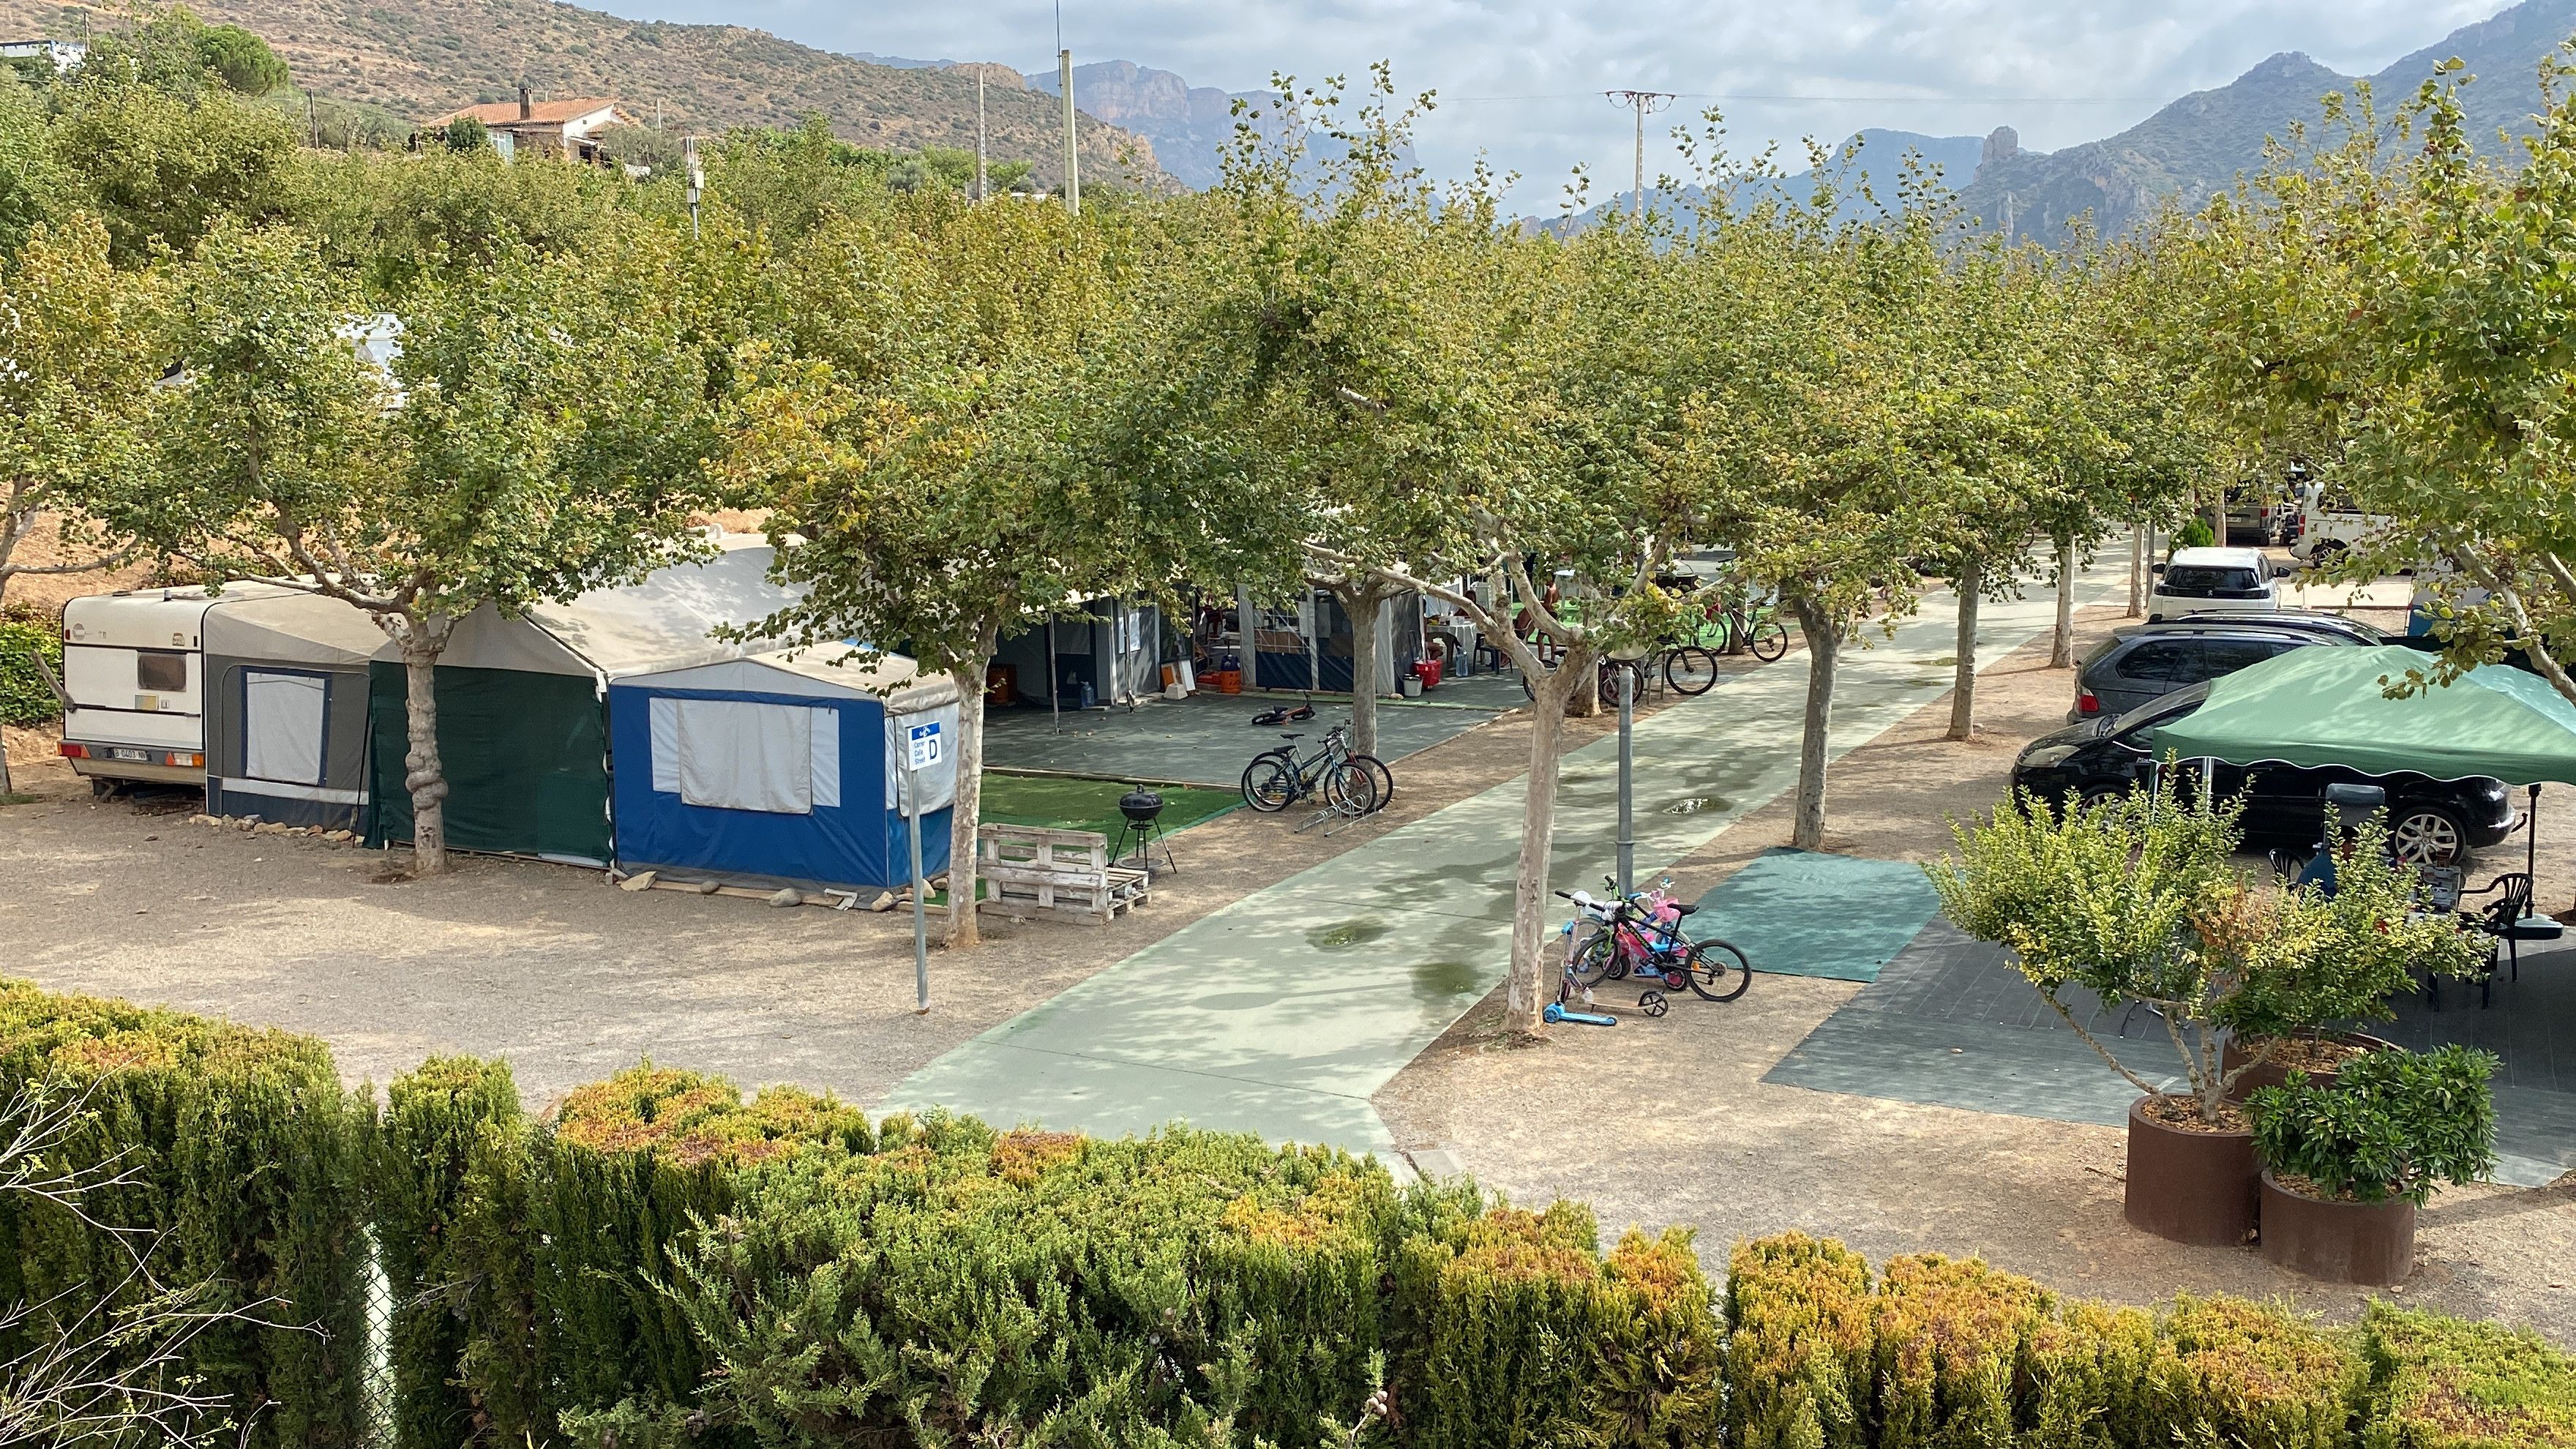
(2288, 481), (2390, 563)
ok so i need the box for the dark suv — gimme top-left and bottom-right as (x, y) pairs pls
(2071, 621), (2362, 723)
(2012, 686), (2517, 865)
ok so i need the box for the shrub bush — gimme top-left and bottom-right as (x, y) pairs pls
(372, 1055), (523, 1449)
(0, 607), (63, 727)
(2361, 1303), (2576, 1448)
(2156, 1294), (2366, 1449)
(453, 1061), (875, 1445)
(1396, 1200), (1722, 1449)
(1871, 1252), (2053, 1448)
(1724, 1232), (1877, 1449)
(581, 1119), (1411, 1449)
(2250, 1044), (2499, 1205)
(0, 978), (371, 1448)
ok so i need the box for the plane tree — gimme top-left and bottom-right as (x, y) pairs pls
(2172, 67), (2576, 703)
(722, 190), (1236, 948)
(154, 217), (724, 872)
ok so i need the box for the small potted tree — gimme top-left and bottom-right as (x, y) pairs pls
(2249, 1044), (2498, 1284)
(2216, 814), (2487, 1101)
(1928, 777), (2460, 1247)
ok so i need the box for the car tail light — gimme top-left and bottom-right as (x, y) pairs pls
(2076, 689), (2102, 716)
(166, 752), (203, 768)
(58, 742), (88, 758)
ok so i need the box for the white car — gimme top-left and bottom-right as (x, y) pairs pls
(2287, 481), (2392, 563)
(2148, 547), (2285, 622)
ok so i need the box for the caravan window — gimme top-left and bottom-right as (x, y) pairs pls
(648, 697), (839, 815)
(138, 650), (189, 692)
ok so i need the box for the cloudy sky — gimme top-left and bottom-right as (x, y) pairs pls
(622, 0), (2504, 206)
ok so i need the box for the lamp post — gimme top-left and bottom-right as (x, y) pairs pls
(1609, 640), (1650, 895)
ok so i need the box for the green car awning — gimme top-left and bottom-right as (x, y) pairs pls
(2150, 645), (2576, 786)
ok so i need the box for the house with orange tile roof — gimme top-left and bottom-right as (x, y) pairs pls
(428, 87), (632, 163)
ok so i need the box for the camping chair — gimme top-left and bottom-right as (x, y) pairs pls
(2444, 872), (2566, 1008)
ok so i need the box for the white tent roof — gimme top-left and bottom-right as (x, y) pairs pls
(620, 646), (959, 714)
(378, 540), (800, 679)
(202, 590), (388, 666)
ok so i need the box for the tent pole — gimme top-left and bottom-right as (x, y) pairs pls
(2529, 783), (2540, 883)
(1047, 618), (1059, 732)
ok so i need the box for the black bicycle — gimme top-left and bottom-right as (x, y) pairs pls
(1241, 724), (1385, 817)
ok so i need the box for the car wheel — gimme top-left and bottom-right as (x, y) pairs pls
(2389, 803), (2468, 866)
(2078, 784), (2130, 811)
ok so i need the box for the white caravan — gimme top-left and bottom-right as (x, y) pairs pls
(57, 583), (298, 788)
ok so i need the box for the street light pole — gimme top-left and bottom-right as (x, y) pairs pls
(1617, 663), (1636, 894)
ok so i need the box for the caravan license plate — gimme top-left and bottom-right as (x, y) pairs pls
(108, 747), (151, 762)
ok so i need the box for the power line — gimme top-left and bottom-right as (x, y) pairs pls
(1444, 91), (2168, 105)
(1606, 89), (1675, 215)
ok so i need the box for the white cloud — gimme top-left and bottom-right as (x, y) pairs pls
(626, 0), (2507, 206)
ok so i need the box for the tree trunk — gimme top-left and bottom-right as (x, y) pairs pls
(2050, 534), (2077, 669)
(0, 728), (15, 800)
(946, 634), (996, 948)
(1569, 654), (1601, 716)
(2127, 521), (2145, 618)
(1948, 562), (1980, 741)
(1505, 653), (1587, 1037)
(1789, 594), (1837, 851)
(1342, 583), (1385, 759)
(2209, 492), (2225, 547)
(392, 617), (455, 875)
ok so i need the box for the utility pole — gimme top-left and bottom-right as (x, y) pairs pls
(1605, 89), (1674, 217)
(1055, 0), (1078, 214)
(976, 67), (988, 201)
(683, 135), (703, 239)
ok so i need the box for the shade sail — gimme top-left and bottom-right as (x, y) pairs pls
(2150, 645), (2576, 785)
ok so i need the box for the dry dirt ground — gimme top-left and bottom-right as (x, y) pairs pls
(1377, 606), (2576, 1344)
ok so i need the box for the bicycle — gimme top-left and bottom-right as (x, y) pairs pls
(1554, 876), (1752, 1006)
(1241, 724), (1384, 817)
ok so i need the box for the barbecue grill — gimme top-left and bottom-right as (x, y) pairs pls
(1113, 788), (1177, 877)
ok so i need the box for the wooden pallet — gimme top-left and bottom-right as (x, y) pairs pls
(976, 823), (1150, 925)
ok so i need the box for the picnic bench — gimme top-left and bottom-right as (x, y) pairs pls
(976, 823), (1150, 926)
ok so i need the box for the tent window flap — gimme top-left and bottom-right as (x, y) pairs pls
(242, 670), (327, 785)
(670, 698), (833, 815)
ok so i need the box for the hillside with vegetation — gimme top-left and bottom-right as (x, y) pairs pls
(0, 0), (1169, 188)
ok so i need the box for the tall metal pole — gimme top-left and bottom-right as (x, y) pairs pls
(976, 68), (988, 202)
(1059, 50), (1081, 216)
(905, 732), (930, 1013)
(1617, 663), (1636, 894)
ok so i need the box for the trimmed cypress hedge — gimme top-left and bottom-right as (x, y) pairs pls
(449, 1061), (875, 1445)
(2361, 1303), (2576, 1448)
(0, 978), (372, 1448)
(7, 981), (2573, 1449)
(371, 1055), (523, 1449)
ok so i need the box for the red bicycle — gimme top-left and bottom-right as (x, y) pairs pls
(1554, 877), (1752, 1009)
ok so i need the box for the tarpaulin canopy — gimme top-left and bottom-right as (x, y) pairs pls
(2152, 645), (2576, 786)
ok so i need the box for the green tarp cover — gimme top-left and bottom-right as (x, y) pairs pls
(366, 661), (612, 862)
(2151, 645), (2576, 786)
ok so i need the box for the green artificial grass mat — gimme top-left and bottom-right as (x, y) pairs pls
(978, 773), (1240, 844)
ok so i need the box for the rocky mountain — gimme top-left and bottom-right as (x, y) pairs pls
(1960, 0), (2576, 242)
(1027, 60), (1267, 190)
(0, 0), (1169, 189)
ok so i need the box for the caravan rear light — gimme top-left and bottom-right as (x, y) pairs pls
(165, 752), (203, 768)
(58, 742), (88, 759)
(2075, 689), (2102, 716)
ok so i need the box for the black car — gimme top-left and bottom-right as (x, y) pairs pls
(2012, 685), (2517, 865)
(2142, 608), (2390, 646)
(2071, 621), (2362, 724)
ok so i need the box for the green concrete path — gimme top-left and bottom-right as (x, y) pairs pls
(888, 561), (2130, 1155)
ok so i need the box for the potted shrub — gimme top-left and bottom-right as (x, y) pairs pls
(2214, 815), (2487, 1101)
(2249, 1044), (2498, 1284)
(1928, 779), (2460, 1247)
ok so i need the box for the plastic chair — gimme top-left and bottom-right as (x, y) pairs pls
(2446, 872), (2565, 1008)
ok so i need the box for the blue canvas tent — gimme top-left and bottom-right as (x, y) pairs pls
(607, 648), (962, 892)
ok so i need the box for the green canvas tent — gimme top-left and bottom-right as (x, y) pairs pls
(364, 538), (795, 864)
(2151, 645), (2576, 786)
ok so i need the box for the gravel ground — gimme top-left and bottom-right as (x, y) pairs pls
(1377, 607), (2576, 1344)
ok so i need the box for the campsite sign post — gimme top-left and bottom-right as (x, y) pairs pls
(905, 719), (941, 1012)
